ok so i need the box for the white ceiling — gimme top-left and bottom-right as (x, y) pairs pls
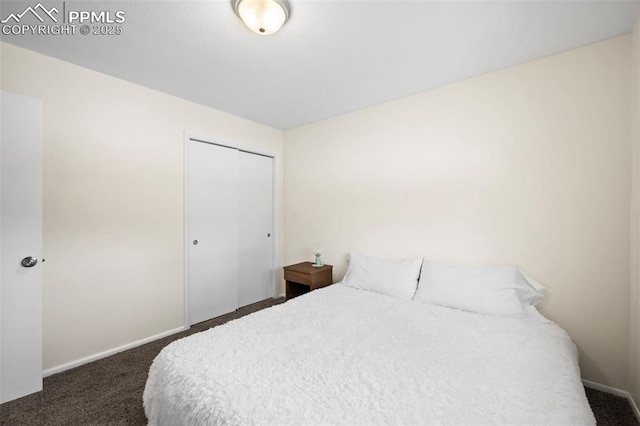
(2, 0), (640, 129)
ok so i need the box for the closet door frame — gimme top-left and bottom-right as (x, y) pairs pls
(183, 133), (280, 330)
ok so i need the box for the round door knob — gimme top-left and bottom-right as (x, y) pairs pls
(193, 240), (198, 245)
(267, 233), (271, 237)
(21, 257), (38, 268)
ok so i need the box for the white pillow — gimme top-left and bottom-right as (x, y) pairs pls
(413, 260), (545, 316)
(341, 254), (423, 300)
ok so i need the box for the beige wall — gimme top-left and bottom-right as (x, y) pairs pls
(284, 36), (632, 389)
(631, 16), (640, 405)
(0, 42), (284, 371)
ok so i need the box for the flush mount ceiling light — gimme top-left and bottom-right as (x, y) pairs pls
(232, 0), (290, 35)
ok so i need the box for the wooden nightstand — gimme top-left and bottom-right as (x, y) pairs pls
(283, 262), (333, 300)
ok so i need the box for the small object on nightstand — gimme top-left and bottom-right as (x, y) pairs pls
(312, 247), (324, 267)
(284, 262), (333, 300)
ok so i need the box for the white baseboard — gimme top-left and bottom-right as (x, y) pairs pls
(42, 326), (186, 378)
(583, 379), (629, 398)
(583, 379), (640, 422)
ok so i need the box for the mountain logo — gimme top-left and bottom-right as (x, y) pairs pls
(1, 3), (59, 24)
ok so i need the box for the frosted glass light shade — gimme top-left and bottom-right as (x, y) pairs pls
(233, 0), (290, 35)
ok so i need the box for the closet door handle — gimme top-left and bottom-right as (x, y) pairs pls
(193, 240), (198, 245)
(21, 256), (38, 267)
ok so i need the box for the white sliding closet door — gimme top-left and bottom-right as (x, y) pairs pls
(187, 141), (239, 325)
(238, 152), (274, 307)
(187, 139), (275, 326)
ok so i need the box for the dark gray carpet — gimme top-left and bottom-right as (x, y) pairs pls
(1, 297), (637, 425)
(585, 387), (639, 426)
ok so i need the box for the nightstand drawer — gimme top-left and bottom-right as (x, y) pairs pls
(284, 269), (312, 285)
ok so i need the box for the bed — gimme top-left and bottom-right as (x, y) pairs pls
(143, 274), (595, 425)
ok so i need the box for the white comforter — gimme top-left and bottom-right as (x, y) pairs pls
(143, 284), (595, 425)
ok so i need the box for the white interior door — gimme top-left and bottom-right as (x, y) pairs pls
(238, 152), (274, 307)
(1, 91), (43, 403)
(187, 141), (239, 325)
